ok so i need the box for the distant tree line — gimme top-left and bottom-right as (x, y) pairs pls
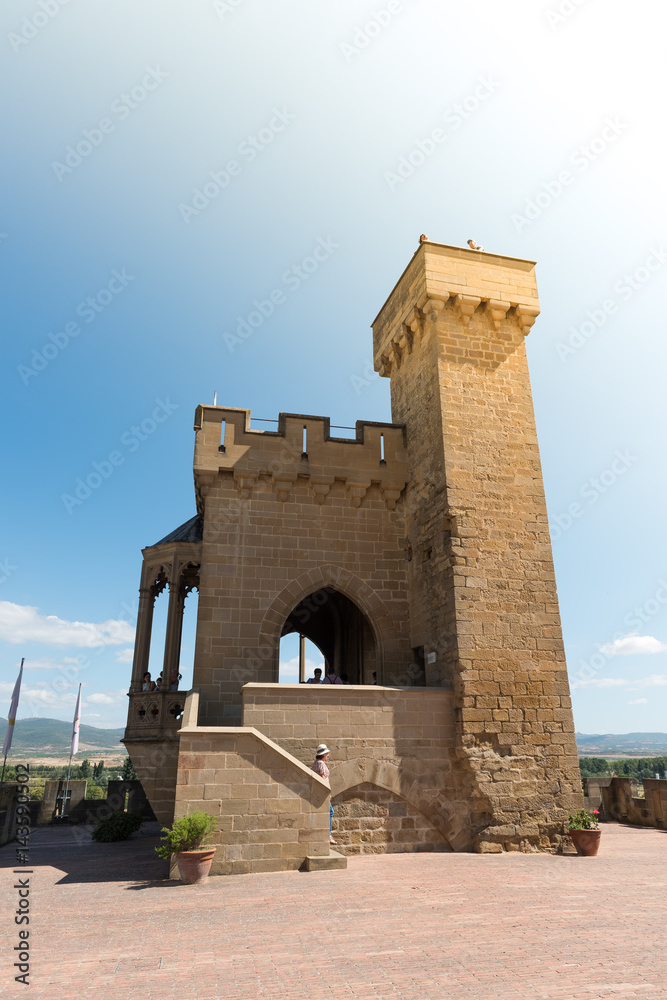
(1, 758), (137, 800)
(579, 756), (667, 780)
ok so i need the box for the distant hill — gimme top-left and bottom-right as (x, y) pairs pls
(0, 717), (126, 753)
(576, 732), (667, 757)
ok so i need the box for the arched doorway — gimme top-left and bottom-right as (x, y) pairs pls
(280, 587), (378, 684)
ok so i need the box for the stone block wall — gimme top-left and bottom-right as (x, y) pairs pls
(175, 721), (331, 875)
(331, 781), (450, 855)
(241, 683), (474, 851)
(372, 242), (583, 849)
(122, 738), (180, 825)
(190, 407), (417, 726)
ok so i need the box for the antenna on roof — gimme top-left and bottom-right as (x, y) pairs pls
(213, 391), (217, 406)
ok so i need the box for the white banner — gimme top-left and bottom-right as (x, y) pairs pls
(70, 683), (82, 757)
(2, 659), (24, 757)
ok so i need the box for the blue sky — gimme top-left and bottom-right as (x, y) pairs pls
(1, 0), (666, 736)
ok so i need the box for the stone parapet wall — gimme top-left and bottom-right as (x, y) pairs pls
(193, 407), (409, 511)
(175, 723), (332, 876)
(601, 777), (667, 828)
(241, 683), (455, 764)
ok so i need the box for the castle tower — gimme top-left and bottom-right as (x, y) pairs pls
(123, 239), (582, 865)
(372, 241), (581, 848)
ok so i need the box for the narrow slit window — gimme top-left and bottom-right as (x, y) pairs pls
(302, 426), (308, 457)
(219, 419), (226, 452)
(380, 433), (385, 463)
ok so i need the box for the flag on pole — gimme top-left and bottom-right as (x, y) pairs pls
(70, 683), (82, 756)
(3, 659), (24, 756)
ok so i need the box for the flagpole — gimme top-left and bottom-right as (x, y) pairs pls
(60, 753), (74, 820)
(61, 683), (82, 819)
(0, 659), (24, 797)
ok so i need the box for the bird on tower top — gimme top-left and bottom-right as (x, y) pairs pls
(467, 238), (485, 251)
(419, 234), (429, 244)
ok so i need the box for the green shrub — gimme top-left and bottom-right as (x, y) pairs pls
(91, 810), (143, 842)
(85, 785), (105, 800)
(155, 810), (217, 859)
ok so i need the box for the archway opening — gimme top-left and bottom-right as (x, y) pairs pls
(280, 587), (378, 684)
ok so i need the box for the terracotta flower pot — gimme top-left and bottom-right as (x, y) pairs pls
(568, 828), (601, 856)
(176, 849), (216, 883)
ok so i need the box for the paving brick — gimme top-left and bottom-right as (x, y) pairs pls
(1, 822), (665, 1000)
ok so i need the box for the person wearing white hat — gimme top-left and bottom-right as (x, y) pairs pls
(311, 744), (336, 845)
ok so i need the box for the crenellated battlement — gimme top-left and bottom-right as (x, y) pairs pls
(193, 405), (409, 510)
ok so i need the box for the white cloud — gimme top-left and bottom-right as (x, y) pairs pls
(600, 634), (667, 656)
(114, 648), (134, 663)
(86, 689), (127, 706)
(0, 601), (135, 647)
(571, 673), (667, 691)
(628, 698), (648, 705)
(571, 677), (628, 690)
(279, 655), (325, 683)
(24, 658), (83, 672)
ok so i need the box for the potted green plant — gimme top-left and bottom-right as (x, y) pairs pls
(567, 808), (601, 856)
(155, 810), (218, 883)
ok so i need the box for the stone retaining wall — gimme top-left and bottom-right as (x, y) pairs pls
(175, 718), (332, 875)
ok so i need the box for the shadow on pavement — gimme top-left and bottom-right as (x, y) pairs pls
(0, 821), (169, 885)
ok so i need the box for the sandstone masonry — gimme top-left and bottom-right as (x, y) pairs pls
(124, 239), (582, 871)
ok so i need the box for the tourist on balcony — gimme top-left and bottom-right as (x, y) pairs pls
(142, 672), (154, 692)
(306, 668), (322, 684)
(322, 668), (343, 685)
(311, 744), (336, 845)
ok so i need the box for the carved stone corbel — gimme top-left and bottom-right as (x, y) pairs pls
(485, 298), (511, 330)
(406, 307), (424, 339)
(453, 294), (482, 326)
(233, 471), (258, 500)
(378, 354), (392, 377)
(346, 480), (371, 508)
(310, 475), (335, 505)
(272, 473), (296, 502)
(195, 472), (216, 498)
(381, 482), (404, 511)
(398, 324), (413, 356)
(515, 303), (540, 336)
(388, 340), (402, 370)
(422, 296), (448, 323)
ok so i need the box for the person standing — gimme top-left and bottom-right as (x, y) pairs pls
(311, 743), (336, 845)
(322, 668), (343, 684)
(306, 668), (323, 684)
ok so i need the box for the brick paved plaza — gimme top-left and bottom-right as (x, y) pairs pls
(1, 823), (665, 1000)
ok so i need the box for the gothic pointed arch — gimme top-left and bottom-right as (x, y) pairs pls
(330, 757), (472, 852)
(259, 564), (399, 680)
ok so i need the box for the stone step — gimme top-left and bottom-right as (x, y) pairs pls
(304, 850), (347, 872)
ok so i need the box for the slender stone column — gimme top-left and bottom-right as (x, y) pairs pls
(131, 583), (156, 692)
(298, 634), (306, 683)
(162, 582), (185, 688)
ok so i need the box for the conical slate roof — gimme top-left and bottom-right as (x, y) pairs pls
(152, 515), (203, 546)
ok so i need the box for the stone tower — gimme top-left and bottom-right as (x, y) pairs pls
(372, 242), (581, 849)
(123, 240), (581, 871)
